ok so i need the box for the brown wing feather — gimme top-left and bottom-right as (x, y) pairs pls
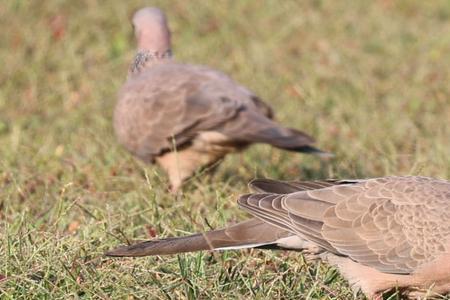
(115, 63), (260, 161)
(239, 176), (450, 275)
(319, 177), (450, 274)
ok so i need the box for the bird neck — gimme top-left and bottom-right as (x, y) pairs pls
(129, 49), (173, 75)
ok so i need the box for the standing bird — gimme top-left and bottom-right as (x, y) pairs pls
(106, 176), (450, 299)
(114, 7), (330, 192)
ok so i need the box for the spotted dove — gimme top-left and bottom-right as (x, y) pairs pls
(114, 7), (330, 191)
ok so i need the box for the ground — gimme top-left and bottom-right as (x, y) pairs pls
(1, 0), (450, 299)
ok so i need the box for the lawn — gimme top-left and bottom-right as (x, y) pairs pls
(1, 0), (450, 299)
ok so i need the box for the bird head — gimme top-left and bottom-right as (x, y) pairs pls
(132, 7), (172, 55)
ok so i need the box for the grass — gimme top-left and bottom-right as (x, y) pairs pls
(1, 0), (450, 299)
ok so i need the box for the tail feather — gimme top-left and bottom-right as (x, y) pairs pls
(222, 111), (333, 157)
(288, 145), (334, 158)
(247, 125), (333, 157)
(106, 218), (291, 257)
(106, 233), (212, 257)
(240, 125), (315, 151)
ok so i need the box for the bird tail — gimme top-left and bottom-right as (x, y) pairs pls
(285, 144), (334, 158)
(226, 112), (333, 157)
(105, 218), (291, 257)
(248, 126), (333, 158)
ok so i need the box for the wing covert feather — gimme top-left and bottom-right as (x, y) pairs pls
(239, 176), (450, 274)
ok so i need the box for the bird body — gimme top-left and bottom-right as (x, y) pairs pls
(115, 62), (274, 162)
(107, 176), (450, 298)
(114, 7), (328, 191)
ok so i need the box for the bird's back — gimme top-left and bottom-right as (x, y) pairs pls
(114, 62), (273, 161)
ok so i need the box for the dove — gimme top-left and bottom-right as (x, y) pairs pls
(113, 7), (330, 192)
(106, 176), (450, 299)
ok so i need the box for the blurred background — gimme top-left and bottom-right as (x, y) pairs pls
(1, 1), (449, 298)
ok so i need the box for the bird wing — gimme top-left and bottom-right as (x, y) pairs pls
(239, 176), (450, 274)
(114, 65), (244, 161)
(114, 63), (319, 162)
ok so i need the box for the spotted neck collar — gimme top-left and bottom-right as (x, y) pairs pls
(129, 49), (172, 75)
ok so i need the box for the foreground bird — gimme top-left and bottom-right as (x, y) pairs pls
(114, 7), (330, 192)
(107, 176), (450, 298)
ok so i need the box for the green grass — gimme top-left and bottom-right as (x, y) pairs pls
(1, 0), (450, 299)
